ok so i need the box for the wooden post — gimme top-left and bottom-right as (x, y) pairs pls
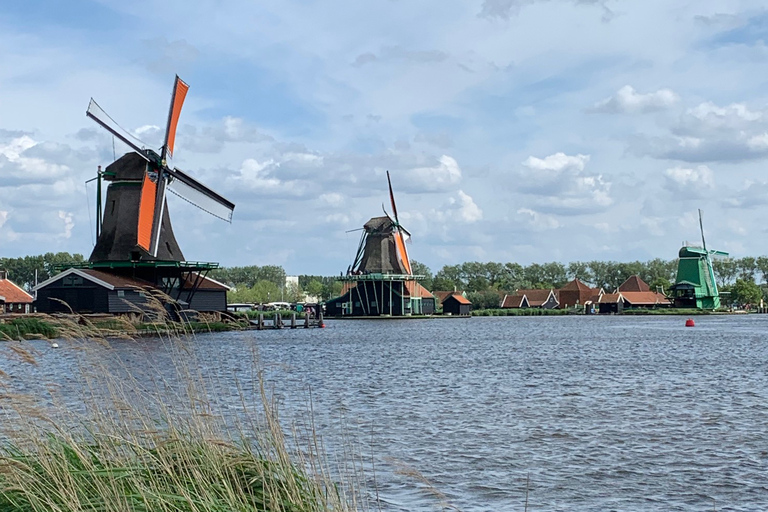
(276, 312), (282, 329)
(290, 312), (296, 328)
(257, 313), (264, 330)
(304, 313), (309, 328)
(318, 309), (324, 328)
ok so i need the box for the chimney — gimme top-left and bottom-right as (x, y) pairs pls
(0, 270), (6, 280)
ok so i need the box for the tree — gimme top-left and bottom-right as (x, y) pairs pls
(433, 265), (464, 291)
(410, 260), (433, 290)
(304, 279), (325, 300)
(730, 278), (762, 307)
(737, 256), (757, 282)
(756, 256), (768, 285)
(567, 261), (592, 283)
(712, 258), (738, 288)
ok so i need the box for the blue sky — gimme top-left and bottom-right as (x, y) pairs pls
(3, 0), (768, 275)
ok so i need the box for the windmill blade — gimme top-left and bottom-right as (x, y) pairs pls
(386, 170), (400, 223)
(166, 167), (235, 222)
(393, 230), (412, 275)
(698, 208), (708, 253)
(137, 170), (158, 252)
(86, 99), (151, 162)
(161, 76), (190, 162)
(149, 176), (169, 257)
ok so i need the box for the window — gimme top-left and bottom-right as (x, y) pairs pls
(117, 290), (125, 297)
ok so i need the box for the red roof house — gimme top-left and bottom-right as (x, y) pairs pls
(0, 271), (34, 313)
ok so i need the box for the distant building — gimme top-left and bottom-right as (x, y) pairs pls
(34, 268), (228, 315)
(597, 275), (671, 313)
(501, 289), (559, 309)
(558, 279), (602, 309)
(441, 293), (471, 316)
(0, 271), (33, 314)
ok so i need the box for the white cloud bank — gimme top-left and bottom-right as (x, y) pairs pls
(591, 86), (679, 114)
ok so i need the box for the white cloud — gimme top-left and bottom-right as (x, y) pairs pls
(688, 102), (762, 124)
(664, 165), (715, 196)
(522, 152), (589, 173)
(0, 210), (7, 229)
(518, 152), (612, 214)
(516, 208), (560, 230)
(591, 85), (679, 114)
(58, 211), (74, 239)
(429, 190), (483, 224)
(455, 190), (483, 223)
(319, 193), (344, 207)
(408, 155), (462, 191)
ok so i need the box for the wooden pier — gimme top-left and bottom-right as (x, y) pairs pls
(249, 311), (325, 330)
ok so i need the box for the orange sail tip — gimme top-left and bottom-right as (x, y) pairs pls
(137, 174), (158, 251)
(164, 76), (190, 159)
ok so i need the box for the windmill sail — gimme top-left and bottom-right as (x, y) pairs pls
(699, 209), (718, 296)
(86, 99), (151, 161)
(137, 171), (158, 252)
(167, 168), (235, 222)
(162, 76), (189, 162)
(387, 171), (412, 275)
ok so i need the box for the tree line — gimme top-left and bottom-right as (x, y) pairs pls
(3, 254), (768, 308)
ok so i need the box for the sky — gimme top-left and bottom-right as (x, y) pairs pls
(2, 0), (768, 275)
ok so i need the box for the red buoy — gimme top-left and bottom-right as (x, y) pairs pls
(685, 318), (695, 327)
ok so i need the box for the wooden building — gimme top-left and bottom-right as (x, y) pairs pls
(0, 271), (33, 314)
(501, 289), (559, 309)
(442, 293), (471, 316)
(596, 276), (671, 313)
(34, 268), (228, 315)
(558, 279), (602, 309)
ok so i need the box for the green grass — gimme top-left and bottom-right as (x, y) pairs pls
(0, 317), (58, 340)
(472, 308), (571, 316)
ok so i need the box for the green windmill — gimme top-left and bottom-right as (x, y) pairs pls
(669, 209), (728, 309)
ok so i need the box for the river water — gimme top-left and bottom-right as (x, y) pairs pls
(4, 315), (768, 511)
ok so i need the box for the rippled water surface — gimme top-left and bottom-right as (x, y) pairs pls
(7, 315), (768, 511)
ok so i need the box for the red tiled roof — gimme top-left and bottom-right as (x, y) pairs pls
(433, 290), (460, 303)
(404, 281), (435, 299)
(180, 273), (230, 291)
(501, 294), (527, 308)
(599, 293), (623, 304)
(516, 289), (556, 307)
(618, 275), (650, 293)
(0, 278), (33, 304)
(621, 291), (671, 306)
(448, 293), (471, 305)
(560, 278), (592, 291)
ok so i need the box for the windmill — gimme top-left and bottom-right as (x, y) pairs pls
(328, 172), (434, 317)
(86, 76), (234, 262)
(348, 171), (413, 275)
(669, 209), (727, 309)
(38, 76), (237, 316)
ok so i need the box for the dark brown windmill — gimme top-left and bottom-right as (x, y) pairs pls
(86, 76), (234, 263)
(326, 172), (434, 317)
(36, 77), (235, 316)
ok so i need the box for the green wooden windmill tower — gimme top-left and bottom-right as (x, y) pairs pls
(669, 209), (728, 309)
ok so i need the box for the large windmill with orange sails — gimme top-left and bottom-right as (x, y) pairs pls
(326, 172), (434, 317)
(35, 76), (235, 316)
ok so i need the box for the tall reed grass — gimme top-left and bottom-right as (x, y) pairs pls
(0, 297), (359, 512)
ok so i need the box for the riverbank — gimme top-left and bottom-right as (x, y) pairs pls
(0, 313), (251, 341)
